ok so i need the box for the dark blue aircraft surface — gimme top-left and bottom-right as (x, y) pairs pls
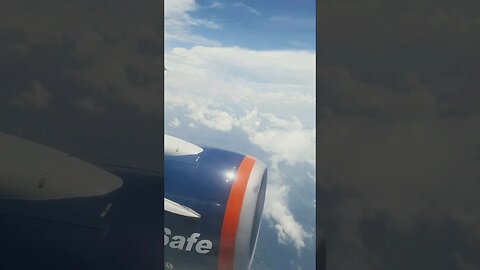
(0, 133), (267, 270)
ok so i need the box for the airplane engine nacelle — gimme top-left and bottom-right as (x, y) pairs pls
(164, 138), (267, 270)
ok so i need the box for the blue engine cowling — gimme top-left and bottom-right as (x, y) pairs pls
(0, 133), (266, 270)
(164, 146), (267, 270)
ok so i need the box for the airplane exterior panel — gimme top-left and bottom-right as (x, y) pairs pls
(165, 145), (267, 270)
(0, 133), (264, 270)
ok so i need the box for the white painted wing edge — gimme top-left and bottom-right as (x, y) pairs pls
(164, 198), (201, 218)
(164, 135), (203, 156)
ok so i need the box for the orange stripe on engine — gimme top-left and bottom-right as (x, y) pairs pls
(217, 156), (255, 270)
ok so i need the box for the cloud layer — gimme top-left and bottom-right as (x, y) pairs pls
(0, 0), (163, 170)
(165, 0), (221, 46)
(165, 43), (315, 252)
(318, 0), (480, 268)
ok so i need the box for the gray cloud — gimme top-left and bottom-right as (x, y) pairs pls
(0, 0), (163, 171)
(76, 97), (106, 114)
(358, 213), (480, 270)
(318, 0), (480, 268)
(12, 81), (51, 110)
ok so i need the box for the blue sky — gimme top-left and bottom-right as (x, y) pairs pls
(193, 0), (315, 50)
(165, 0), (315, 50)
(165, 1), (315, 269)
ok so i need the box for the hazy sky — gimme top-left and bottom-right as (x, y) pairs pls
(165, 1), (316, 269)
(318, 1), (480, 269)
(0, 0), (163, 171)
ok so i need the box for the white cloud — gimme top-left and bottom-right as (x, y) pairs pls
(238, 111), (315, 168)
(234, 2), (262, 15)
(306, 171), (315, 183)
(187, 104), (236, 131)
(165, 95), (236, 131)
(165, 0), (196, 16)
(166, 95), (315, 167)
(165, 0), (221, 46)
(165, 45), (315, 250)
(168, 117), (181, 127)
(207, 1), (223, 9)
(165, 3), (315, 254)
(264, 175), (312, 251)
(167, 46), (315, 86)
(165, 46), (315, 121)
